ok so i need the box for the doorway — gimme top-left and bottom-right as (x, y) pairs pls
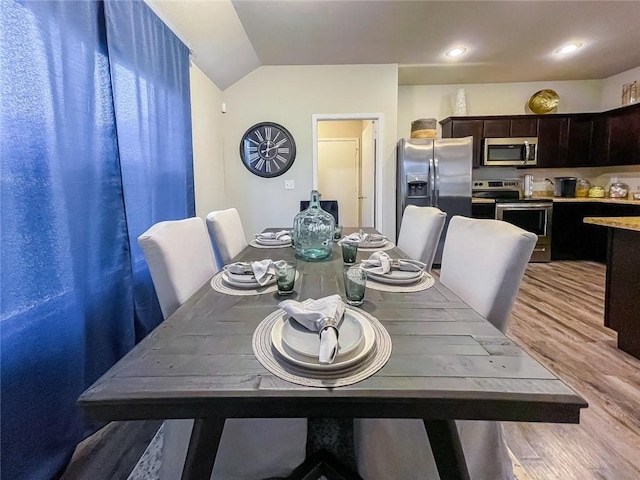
(312, 114), (381, 228)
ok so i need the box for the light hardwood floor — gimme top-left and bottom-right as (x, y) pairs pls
(504, 261), (640, 480)
(63, 261), (639, 480)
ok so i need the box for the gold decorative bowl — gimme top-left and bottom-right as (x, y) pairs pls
(528, 89), (560, 114)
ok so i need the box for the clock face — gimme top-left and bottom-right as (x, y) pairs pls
(239, 122), (296, 178)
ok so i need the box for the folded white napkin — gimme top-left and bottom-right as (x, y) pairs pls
(339, 230), (386, 245)
(226, 259), (274, 285)
(361, 251), (426, 275)
(278, 294), (345, 364)
(255, 230), (291, 242)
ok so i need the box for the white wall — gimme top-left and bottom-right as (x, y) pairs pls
(601, 65), (640, 110)
(398, 80), (603, 139)
(190, 64), (227, 218)
(222, 64), (398, 238)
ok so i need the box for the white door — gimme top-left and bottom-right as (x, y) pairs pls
(318, 139), (359, 227)
(360, 121), (375, 227)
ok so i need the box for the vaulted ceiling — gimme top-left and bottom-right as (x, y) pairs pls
(146, 0), (640, 90)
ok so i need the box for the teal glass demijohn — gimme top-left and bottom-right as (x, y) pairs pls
(293, 190), (335, 261)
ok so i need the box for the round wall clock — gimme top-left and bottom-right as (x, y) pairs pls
(239, 122), (296, 178)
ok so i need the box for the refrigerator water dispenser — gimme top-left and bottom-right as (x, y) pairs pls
(406, 174), (429, 198)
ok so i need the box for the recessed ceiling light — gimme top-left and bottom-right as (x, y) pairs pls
(555, 42), (582, 55)
(446, 47), (467, 58)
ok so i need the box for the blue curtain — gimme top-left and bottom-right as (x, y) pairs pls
(104, 0), (195, 340)
(0, 1), (194, 479)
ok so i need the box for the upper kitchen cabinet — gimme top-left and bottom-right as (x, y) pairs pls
(537, 116), (568, 168)
(483, 118), (538, 138)
(565, 115), (596, 167)
(482, 119), (510, 138)
(510, 118), (539, 137)
(440, 103), (640, 168)
(537, 114), (595, 168)
(441, 118), (483, 167)
(604, 103), (640, 166)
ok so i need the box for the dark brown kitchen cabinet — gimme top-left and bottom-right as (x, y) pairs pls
(537, 117), (569, 167)
(538, 114), (594, 168)
(551, 202), (640, 263)
(441, 119), (483, 167)
(483, 119), (510, 138)
(565, 115), (595, 167)
(510, 118), (538, 137)
(606, 104), (640, 165)
(482, 118), (538, 138)
(591, 114), (609, 165)
(440, 103), (640, 168)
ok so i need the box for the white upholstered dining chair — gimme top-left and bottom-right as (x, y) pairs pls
(396, 205), (446, 270)
(206, 208), (248, 267)
(138, 217), (306, 480)
(354, 216), (537, 480)
(138, 217), (217, 319)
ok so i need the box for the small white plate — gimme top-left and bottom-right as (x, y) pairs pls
(222, 272), (275, 289)
(367, 270), (424, 285)
(255, 237), (291, 246)
(271, 308), (375, 371)
(281, 313), (364, 358)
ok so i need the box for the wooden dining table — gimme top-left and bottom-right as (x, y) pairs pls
(78, 227), (587, 480)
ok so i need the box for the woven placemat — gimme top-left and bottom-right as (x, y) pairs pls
(249, 239), (292, 249)
(211, 271), (299, 296)
(252, 308), (392, 388)
(357, 241), (395, 252)
(366, 271), (435, 293)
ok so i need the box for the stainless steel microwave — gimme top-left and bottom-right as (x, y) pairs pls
(483, 137), (538, 166)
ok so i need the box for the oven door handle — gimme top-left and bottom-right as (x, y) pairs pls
(496, 203), (551, 210)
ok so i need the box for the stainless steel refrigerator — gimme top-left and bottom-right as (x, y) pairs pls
(396, 137), (473, 266)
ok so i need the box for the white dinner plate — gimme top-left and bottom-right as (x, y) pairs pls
(367, 270), (424, 285)
(281, 312), (364, 358)
(225, 271), (258, 284)
(222, 272), (275, 289)
(271, 308), (375, 371)
(359, 238), (388, 248)
(255, 237), (291, 246)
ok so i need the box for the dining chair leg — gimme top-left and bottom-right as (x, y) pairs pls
(423, 419), (470, 480)
(181, 417), (226, 480)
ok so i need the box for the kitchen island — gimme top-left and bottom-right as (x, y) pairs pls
(583, 217), (640, 359)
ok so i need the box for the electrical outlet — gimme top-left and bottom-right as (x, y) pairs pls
(284, 180), (295, 190)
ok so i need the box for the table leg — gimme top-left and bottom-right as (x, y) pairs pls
(423, 420), (470, 480)
(181, 417), (226, 480)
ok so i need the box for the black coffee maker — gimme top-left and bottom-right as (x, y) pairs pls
(553, 177), (577, 197)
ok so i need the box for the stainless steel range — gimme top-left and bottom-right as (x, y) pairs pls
(472, 179), (553, 262)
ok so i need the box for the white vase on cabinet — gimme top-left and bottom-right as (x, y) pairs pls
(453, 88), (468, 115)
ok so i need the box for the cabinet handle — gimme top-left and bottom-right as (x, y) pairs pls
(523, 141), (530, 165)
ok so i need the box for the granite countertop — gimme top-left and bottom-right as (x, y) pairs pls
(472, 197), (640, 205)
(540, 197), (640, 205)
(583, 217), (640, 232)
